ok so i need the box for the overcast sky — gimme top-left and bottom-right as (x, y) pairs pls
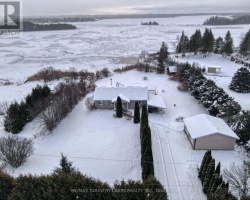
(23, 0), (250, 16)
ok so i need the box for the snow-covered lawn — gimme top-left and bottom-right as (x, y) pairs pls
(96, 71), (243, 199)
(1, 103), (142, 184)
(176, 53), (250, 111)
(0, 70), (244, 199)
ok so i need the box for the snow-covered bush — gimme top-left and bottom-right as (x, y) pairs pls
(85, 96), (95, 110)
(229, 67), (250, 93)
(0, 136), (34, 168)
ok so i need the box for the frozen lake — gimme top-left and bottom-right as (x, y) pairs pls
(1, 15), (250, 81)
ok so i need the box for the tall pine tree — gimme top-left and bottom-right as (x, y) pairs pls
(214, 37), (224, 54)
(229, 67), (250, 93)
(239, 29), (250, 57)
(222, 31), (233, 56)
(189, 29), (202, 55)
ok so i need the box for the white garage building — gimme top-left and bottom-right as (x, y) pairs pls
(183, 114), (239, 150)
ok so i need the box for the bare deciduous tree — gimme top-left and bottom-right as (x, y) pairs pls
(85, 96), (95, 110)
(0, 101), (8, 115)
(0, 136), (34, 168)
(223, 162), (250, 198)
(37, 81), (89, 133)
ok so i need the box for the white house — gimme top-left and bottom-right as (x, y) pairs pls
(93, 86), (148, 110)
(183, 114), (239, 150)
(93, 86), (166, 112)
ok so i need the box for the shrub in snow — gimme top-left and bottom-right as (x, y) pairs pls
(0, 136), (34, 168)
(85, 96), (95, 110)
(0, 169), (13, 199)
(4, 101), (27, 134)
(54, 153), (75, 174)
(229, 67), (250, 93)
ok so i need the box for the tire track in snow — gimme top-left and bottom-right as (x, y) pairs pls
(151, 122), (184, 200)
(151, 123), (172, 200)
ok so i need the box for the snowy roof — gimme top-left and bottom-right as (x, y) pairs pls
(148, 94), (167, 109)
(169, 66), (177, 73)
(93, 86), (148, 101)
(183, 114), (239, 140)
(112, 93), (130, 103)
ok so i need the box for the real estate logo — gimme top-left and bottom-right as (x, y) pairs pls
(0, 1), (22, 35)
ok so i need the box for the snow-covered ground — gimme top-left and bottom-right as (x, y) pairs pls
(1, 15), (249, 199)
(0, 70), (244, 199)
(1, 15), (250, 82)
(176, 53), (250, 111)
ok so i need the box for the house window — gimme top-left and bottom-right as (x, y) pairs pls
(98, 101), (103, 105)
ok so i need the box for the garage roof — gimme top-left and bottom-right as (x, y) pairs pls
(183, 114), (239, 140)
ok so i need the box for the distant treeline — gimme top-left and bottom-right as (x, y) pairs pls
(24, 17), (96, 23)
(141, 21), (159, 25)
(203, 15), (250, 25)
(23, 21), (76, 32)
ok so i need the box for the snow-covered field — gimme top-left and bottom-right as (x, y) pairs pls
(1, 15), (250, 82)
(1, 15), (249, 199)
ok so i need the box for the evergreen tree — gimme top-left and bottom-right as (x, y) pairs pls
(199, 150), (210, 178)
(157, 58), (165, 74)
(239, 29), (250, 57)
(201, 151), (212, 184)
(232, 111), (250, 144)
(143, 175), (168, 200)
(113, 179), (145, 200)
(176, 31), (189, 56)
(4, 101), (27, 134)
(214, 37), (224, 54)
(222, 31), (234, 56)
(133, 101), (140, 124)
(229, 67), (250, 93)
(203, 158), (215, 194)
(140, 105), (154, 181)
(0, 169), (14, 200)
(140, 105), (149, 139)
(55, 153), (75, 174)
(116, 96), (123, 118)
(209, 174), (222, 195)
(159, 42), (169, 61)
(189, 29), (202, 55)
(141, 126), (154, 181)
(201, 28), (214, 57)
(215, 162), (221, 175)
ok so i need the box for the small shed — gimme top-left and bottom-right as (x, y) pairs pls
(183, 114), (239, 150)
(167, 66), (177, 74)
(207, 65), (221, 74)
